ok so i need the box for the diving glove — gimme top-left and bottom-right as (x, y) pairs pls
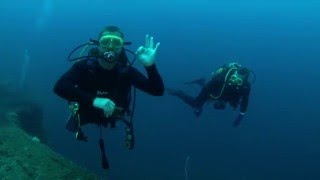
(93, 97), (115, 118)
(194, 107), (202, 117)
(233, 112), (245, 127)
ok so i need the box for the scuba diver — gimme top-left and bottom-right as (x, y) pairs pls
(167, 62), (253, 127)
(53, 26), (164, 169)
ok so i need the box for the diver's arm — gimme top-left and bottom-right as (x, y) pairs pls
(239, 85), (251, 114)
(53, 62), (95, 105)
(130, 65), (164, 96)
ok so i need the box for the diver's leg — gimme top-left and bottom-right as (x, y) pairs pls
(184, 78), (206, 87)
(65, 113), (90, 132)
(167, 88), (197, 108)
(66, 114), (79, 133)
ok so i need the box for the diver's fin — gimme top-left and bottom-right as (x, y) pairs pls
(166, 88), (184, 96)
(184, 78), (206, 87)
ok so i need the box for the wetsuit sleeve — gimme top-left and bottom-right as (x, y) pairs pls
(130, 65), (164, 96)
(53, 62), (96, 105)
(240, 85), (251, 113)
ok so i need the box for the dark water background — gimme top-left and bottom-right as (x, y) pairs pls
(1, 0), (319, 179)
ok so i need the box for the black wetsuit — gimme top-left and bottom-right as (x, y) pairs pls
(171, 68), (250, 116)
(53, 57), (164, 126)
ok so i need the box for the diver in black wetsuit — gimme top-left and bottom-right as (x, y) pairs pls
(168, 63), (252, 127)
(53, 26), (164, 169)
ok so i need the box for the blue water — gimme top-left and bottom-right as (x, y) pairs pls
(1, 0), (320, 179)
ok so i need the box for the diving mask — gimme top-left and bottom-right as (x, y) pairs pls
(99, 35), (124, 50)
(229, 71), (243, 86)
